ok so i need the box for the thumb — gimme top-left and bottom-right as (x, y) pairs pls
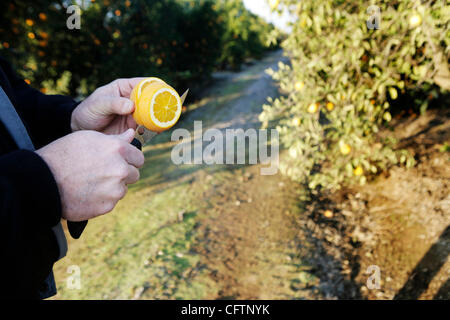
(116, 128), (136, 143)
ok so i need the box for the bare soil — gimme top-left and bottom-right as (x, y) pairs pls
(351, 108), (450, 299)
(195, 166), (312, 299)
(293, 108), (450, 299)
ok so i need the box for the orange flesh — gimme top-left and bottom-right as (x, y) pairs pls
(153, 91), (179, 123)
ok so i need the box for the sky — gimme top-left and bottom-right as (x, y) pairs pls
(243, 0), (295, 32)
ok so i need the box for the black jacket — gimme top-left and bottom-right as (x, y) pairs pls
(0, 57), (77, 299)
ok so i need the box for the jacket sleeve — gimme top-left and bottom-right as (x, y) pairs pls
(0, 149), (61, 298)
(0, 57), (78, 149)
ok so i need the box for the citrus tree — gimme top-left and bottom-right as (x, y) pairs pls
(260, 0), (449, 190)
(0, 0), (276, 96)
(215, 0), (278, 69)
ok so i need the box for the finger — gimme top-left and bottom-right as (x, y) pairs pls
(124, 165), (140, 185)
(96, 97), (135, 116)
(116, 128), (136, 143)
(126, 114), (138, 130)
(124, 145), (145, 168)
(111, 184), (128, 201)
(113, 78), (148, 98)
(118, 142), (145, 168)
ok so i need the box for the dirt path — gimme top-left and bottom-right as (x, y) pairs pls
(181, 50), (319, 299)
(183, 50), (287, 130)
(195, 165), (317, 299)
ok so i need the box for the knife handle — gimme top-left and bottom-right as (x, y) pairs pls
(131, 138), (142, 150)
(67, 220), (88, 239)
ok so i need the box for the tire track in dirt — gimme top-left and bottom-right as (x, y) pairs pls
(188, 51), (320, 299)
(196, 165), (314, 299)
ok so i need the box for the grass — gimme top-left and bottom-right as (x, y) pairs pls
(54, 175), (213, 299)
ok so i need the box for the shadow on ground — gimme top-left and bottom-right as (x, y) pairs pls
(394, 226), (449, 300)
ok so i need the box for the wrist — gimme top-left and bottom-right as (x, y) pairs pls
(35, 147), (58, 184)
(35, 145), (67, 219)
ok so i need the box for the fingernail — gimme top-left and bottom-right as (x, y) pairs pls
(126, 100), (134, 111)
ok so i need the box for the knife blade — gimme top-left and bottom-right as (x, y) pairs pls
(180, 88), (189, 105)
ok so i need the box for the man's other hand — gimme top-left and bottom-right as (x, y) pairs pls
(71, 78), (146, 134)
(36, 129), (145, 221)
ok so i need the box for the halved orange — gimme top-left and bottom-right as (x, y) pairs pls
(130, 77), (182, 132)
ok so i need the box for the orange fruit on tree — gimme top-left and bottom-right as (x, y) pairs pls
(300, 18), (307, 28)
(289, 147), (297, 159)
(324, 210), (333, 218)
(130, 78), (182, 133)
(339, 141), (351, 155)
(295, 81), (304, 91)
(326, 102), (334, 111)
(409, 14), (422, 28)
(353, 166), (364, 176)
(308, 103), (319, 113)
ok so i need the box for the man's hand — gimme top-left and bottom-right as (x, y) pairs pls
(36, 129), (145, 221)
(71, 78), (145, 135)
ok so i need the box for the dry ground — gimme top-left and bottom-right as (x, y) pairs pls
(298, 108), (449, 299)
